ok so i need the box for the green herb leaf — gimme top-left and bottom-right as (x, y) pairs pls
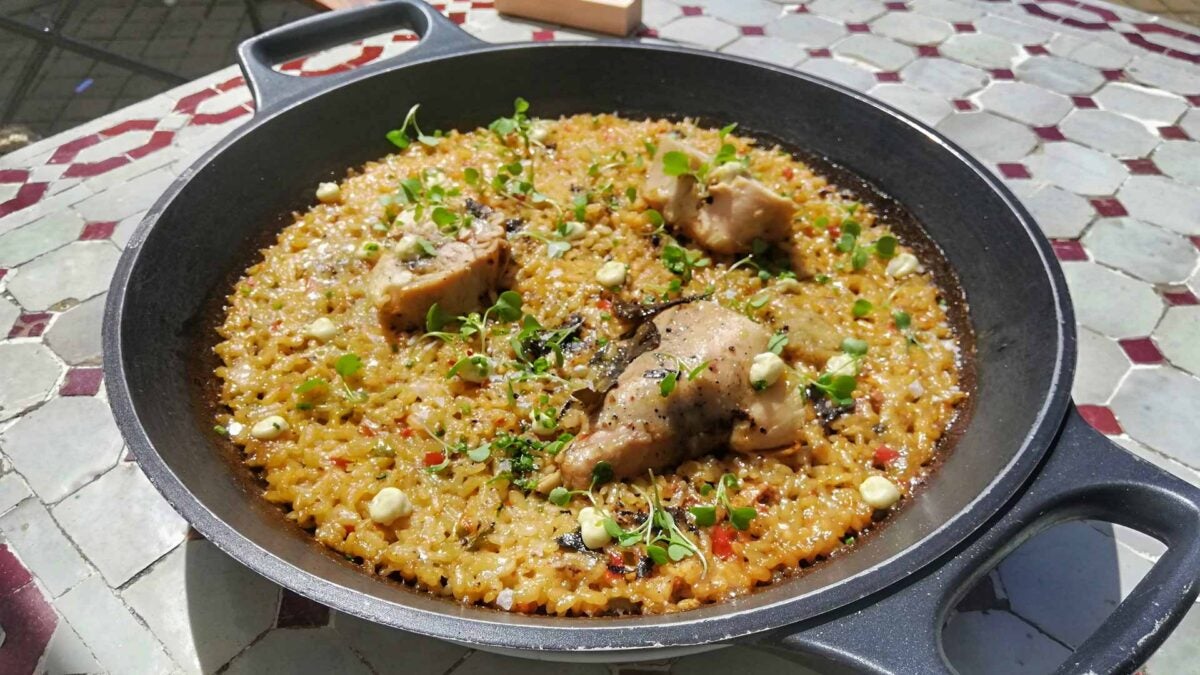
(841, 337), (869, 355)
(645, 544), (669, 565)
(729, 506), (757, 531)
(431, 206), (459, 230)
(689, 506), (717, 527)
(851, 246), (869, 270)
(718, 122), (738, 140)
(661, 151), (692, 177)
(295, 377), (329, 394)
(852, 299), (873, 318)
(592, 461), (614, 486)
(548, 486), (571, 506)
(768, 332), (789, 355)
(836, 232), (857, 253)
(603, 517), (624, 538)
(644, 140), (657, 158)
(645, 209), (664, 228)
(464, 167), (480, 185)
(426, 303), (448, 332)
(687, 360), (711, 381)
(875, 235), (898, 259)
(667, 543), (691, 561)
(842, 220), (861, 237)
(625, 186), (637, 204)
(749, 292), (770, 309)
(893, 310), (912, 330)
(335, 353), (363, 378)
(492, 290), (523, 322)
(659, 370), (679, 397)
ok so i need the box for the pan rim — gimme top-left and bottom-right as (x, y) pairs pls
(102, 39), (1076, 653)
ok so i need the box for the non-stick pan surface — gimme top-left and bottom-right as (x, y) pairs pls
(103, 2), (1200, 672)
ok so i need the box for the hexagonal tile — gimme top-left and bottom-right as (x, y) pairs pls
(1060, 109), (1160, 158)
(1126, 54), (1200, 97)
(124, 539), (279, 672)
(1111, 366), (1200, 467)
(867, 83), (953, 127)
(1015, 184), (1094, 239)
(0, 296), (18, 337)
(939, 33), (1019, 70)
(1073, 327), (1131, 405)
(696, 0), (783, 26)
(1155, 306), (1200, 377)
(1081, 218), (1197, 285)
(935, 111), (1037, 162)
(1117, 176), (1200, 236)
(977, 81), (1072, 127)
(642, 0), (681, 28)
(2, 395), (124, 503)
(809, 0), (886, 22)
(5, 241), (120, 311)
(901, 57), (988, 98)
(796, 58), (877, 92)
(1182, 109), (1200, 143)
(765, 13), (846, 48)
(1062, 261), (1163, 338)
(719, 36), (808, 67)
(1094, 83), (1187, 126)
(0, 342), (62, 422)
(974, 14), (1053, 45)
(43, 293), (105, 365)
(871, 11), (953, 45)
(1016, 56), (1105, 95)
(0, 210), (84, 268)
(659, 16), (740, 50)
(1048, 33), (1133, 70)
(1025, 142), (1129, 196)
(1152, 141), (1200, 188)
(909, 0), (982, 22)
(833, 34), (915, 71)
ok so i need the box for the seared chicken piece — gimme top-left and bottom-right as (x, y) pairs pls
(687, 176), (795, 255)
(560, 302), (804, 488)
(369, 221), (509, 332)
(770, 303), (843, 368)
(644, 135), (796, 255)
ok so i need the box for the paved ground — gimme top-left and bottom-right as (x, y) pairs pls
(0, 0), (1199, 673)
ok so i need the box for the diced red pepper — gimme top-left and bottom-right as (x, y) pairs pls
(873, 445), (900, 466)
(711, 524), (736, 559)
(358, 423), (377, 438)
(330, 457), (349, 470)
(782, 166), (795, 180)
(423, 451), (445, 467)
(400, 427), (414, 438)
(596, 298), (612, 311)
(829, 226), (841, 240)
(608, 551), (624, 568)
(804, 227), (817, 237)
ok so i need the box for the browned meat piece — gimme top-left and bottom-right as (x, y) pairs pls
(560, 302), (804, 488)
(368, 222), (509, 331)
(684, 176), (795, 255)
(771, 303), (843, 368)
(644, 136), (705, 225)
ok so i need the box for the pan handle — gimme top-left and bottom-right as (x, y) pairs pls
(236, 0), (484, 111)
(759, 405), (1200, 674)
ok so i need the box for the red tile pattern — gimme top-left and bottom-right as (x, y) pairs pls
(0, 546), (57, 675)
(60, 368), (104, 397)
(1077, 404), (1124, 435)
(8, 312), (52, 339)
(1118, 337), (1164, 365)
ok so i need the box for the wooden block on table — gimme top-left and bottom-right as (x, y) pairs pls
(495, 0), (642, 37)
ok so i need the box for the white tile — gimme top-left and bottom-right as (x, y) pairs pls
(833, 34), (915, 71)
(1059, 109), (1159, 158)
(942, 610), (1071, 674)
(871, 12), (952, 45)
(699, 0), (783, 26)
(765, 13), (847, 48)
(332, 612), (468, 675)
(53, 463), (188, 586)
(124, 539), (277, 674)
(0, 499), (92, 597)
(452, 650), (607, 675)
(939, 33), (1020, 70)
(0, 210), (85, 268)
(1048, 33), (1133, 70)
(977, 80), (1072, 126)
(111, 209), (148, 249)
(1152, 140), (1200, 188)
(719, 36), (808, 67)
(1081, 217), (1197, 285)
(1182, 109), (1200, 142)
(1111, 366), (1200, 468)
(809, 0), (885, 22)
(1146, 604), (1200, 674)
(1, 397), (123, 503)
(5, 241), (121, 312)
(1126, 54), (1200, 96)
(909, 0), (982, 22)
(796, 57), (877, 92)
(1017, 183), (1094, 238)
(1117, 175), (1200, 236)
(1015, 55), (1105, 95)
(1072, 327), (1130, 405)
(658, 16), (740, 50)
(1094, 82), (1187, 126)
(974, 14), (1053, 45)
(224, 628), (373, 675)
(0, 472), (32, 516)
(1116, 436), (1200, 489)
(902, 57), (988, 98)
(1062, 261), (1163, 338)
(42, 616), (102, 675)
(1155, 306), (1200, 378)
(672, 645), (822, 674)
(56, 575), (177, 674)
(0, 342), (63, 423)
(0, 184), (92, 236)
(935, 111), (1036, 162)
(0, 296), (17, 337)
(44, 293), (105, 365)
(81, 145), (182, 194)
(73, 169), (176, 224)
(867, 83), (953, 126)
(1025, 142), (1129, 196)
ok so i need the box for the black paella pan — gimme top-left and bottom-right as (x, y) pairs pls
(102, 1), (1200, 672)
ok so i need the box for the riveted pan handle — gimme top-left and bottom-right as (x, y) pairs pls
(761, 406), (1200, 674)
(237, 0), (483, 111)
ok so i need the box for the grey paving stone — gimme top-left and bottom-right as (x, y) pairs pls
(1116, 436), (1200, 488)
(1182, 109), (1200, 142)
(1016, 183), (1094, 239)
(5, 241), (120, 311)
(1152, 140), (1200, 188)
(642, 0), (681, 28)
(765, 13), (846, 48)
(1073, 327), (1130, 405)
(670, 645), (821, 674)
(0, 296), (18, 338)
(1026, 142), (1129, 196)
(1094, 82), (1188, 125)
(333, 612), (471, 675)
(73, 169), (176, 224)
(871, 11), (952, 45)
(1127, 54), (1200, 96)
(124, 539), (278, 673)
(44, 293), (105, 365)
(223, 628), (373, 675)
(977, 81), (1072, 127)
(935, 111), (1037, 162)
(719, 36), (808, 67)
(939, 33), (1020, 70)
(909, 0), (982, 22)
(0, 210), (84, 268)
(0, 472), (32, 516)
(942, 610), (1071, 674)
(1146, 605), (1200, 675)
(0, 396), (123, 503)
(1062, 261), (1163, 338)
(1048, 33), (1133, 70)
(796, 58), (877, 92)
(1016, 55), (1105, 95)
(809, 0), (885, 22)
(902, 58), (989, 98)
(699, 0), (783, 26)
(658, 16), (740, 50)
(0, 499), (91, 597)
(867, 83), (953, 127)
(834, 34), (915, 71)
(1117, 176), (1200, 236)
(1155, 306), (1200, 377)
(1060, 109), (1160, 158)
(0, 342), (63, 422)
(974, 14), (1053, 45)
(1111, 366), (1200, 468)
(42, 617), (102, 675)
(56, 575), (176, 675)
(1081, 218), (1197, 285)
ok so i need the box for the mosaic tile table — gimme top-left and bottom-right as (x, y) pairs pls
(1, 0), (1199, 673)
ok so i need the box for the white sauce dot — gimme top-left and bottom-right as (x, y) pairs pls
(368, 487), (413, 524)
(250, 415), (288, 440)
(825, 353), (859, 377)
(886, 252), (919, 277)
(315, 182), (341, 204)
(595, 261), (627, 287)
(578, 506), (612, 549)
(859, 475), (901, 509)
(305, 317), (337, 342)
(749, 352), (785, 389)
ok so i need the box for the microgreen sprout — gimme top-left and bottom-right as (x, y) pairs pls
(386, 103), (442, 150)
(661, 244), (710, 284)
(601, 472), (708, 574)
(689, 473), (758, 531)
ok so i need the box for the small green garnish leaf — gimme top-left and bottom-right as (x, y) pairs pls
(748, 292), (770, 309)
(548, 487), (571, 506)
(851, 247), (869, 270)
(852, 299), (873, 318)
(667, 542), (691, 561)
(645, 209), (664, 228)
(687, 360), (711, 381)
(690, 506), (717, 527)
(661, 151), (692, 177)
(592, 461), (614, 486)
(467, 442), (492, 462)
(213, 425), (228, 436)
(335, 353), (363, 378)
(463, 167), (480, 185)
(659, 370), (679, 398)
(842, 220), (862, 237)
(492, 290), (523, 322)
(426, 303), (448, 332)
(603, 517), (624, 538)
(295, 377), (329, 394)
(645, 544), (669, 565)
(893, 310), (912, 330)
(841, 337), (869, 355)
(431, 206), (460, 230)
(729, 506), (757, 531)
(875, 235), (898, 259)
(768, 332), (789, 355)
